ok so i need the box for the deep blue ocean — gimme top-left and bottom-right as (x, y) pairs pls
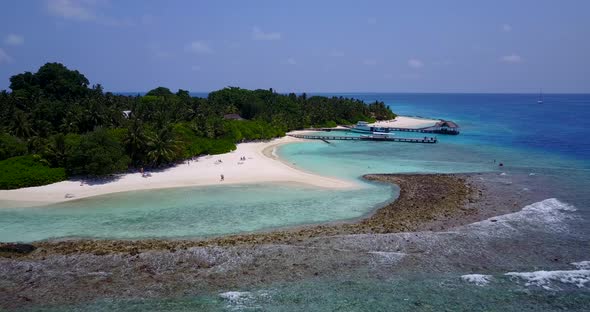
(124, 91), (590, 162)
(5, 93), (590, 311)
(349, 93), (590, 161)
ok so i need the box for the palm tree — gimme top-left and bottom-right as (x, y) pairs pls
(146, 127), (179, 167)
(83, 107), (102, 130)
(45, 134), (67, 167)
(10, 110), (35, 139)
(59, 111), (80, 134)
(124, 119), (149, 166)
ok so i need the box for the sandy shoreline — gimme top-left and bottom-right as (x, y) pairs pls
(0, 132), (355, 206)
(371, 116), (439, 129)
(0, 116), (438, 206)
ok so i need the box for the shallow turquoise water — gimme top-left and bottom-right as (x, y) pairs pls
(2, 94), (588, 243)
(4, 93), (590, 310)
(278, 133), (588, 181)
(0, 182), (393, 242)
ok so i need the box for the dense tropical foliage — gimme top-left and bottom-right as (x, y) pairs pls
(0, 155), (66, 189)
(0, 62), (395, 188)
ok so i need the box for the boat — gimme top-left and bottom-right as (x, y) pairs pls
(352, 121), (391, 133)
(352, 121), (372, 132)
(537, 89), (543, 104)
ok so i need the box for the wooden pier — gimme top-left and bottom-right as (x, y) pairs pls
(289, 134), (437, 143)
(339, 125), (459, 135)
(315, 120), (459, 135)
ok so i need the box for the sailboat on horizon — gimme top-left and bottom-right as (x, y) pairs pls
(537, 89), (543, 104)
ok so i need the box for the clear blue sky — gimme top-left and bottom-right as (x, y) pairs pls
(0, 0), (588, 93)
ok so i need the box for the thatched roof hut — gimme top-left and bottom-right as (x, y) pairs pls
(434, 120), (459, 129)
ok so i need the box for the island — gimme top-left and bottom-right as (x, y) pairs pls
(2, 63), (580, 311)
(0, 63), (398, 193)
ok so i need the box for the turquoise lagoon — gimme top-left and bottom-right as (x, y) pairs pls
(5, 93), (590, 311)
(0, 182), (394, 242)
(1, 93), (589, 242)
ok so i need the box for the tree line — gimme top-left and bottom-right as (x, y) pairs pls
(0, 62), (396, 188)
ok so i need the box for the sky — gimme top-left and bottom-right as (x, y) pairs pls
(0, 0), (589, 93)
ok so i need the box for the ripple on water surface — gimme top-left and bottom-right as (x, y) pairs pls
(0, 182), (394, 242)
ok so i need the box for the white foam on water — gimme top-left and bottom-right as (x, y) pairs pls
(461, 274), (493, 286)
(219, 290), (272, 310)
(219, 291), (251, 302)
(219, 291), (254, 310)
(522, 198), (577, 212)
(500, 172), (507, 176)
(464, 198), (577, 236)
(505, 269), (590, 290)
(572, 261), (590, 270)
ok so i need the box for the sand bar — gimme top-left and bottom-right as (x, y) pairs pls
(0, 131), (356, 206)
(370, 116), (439, 129)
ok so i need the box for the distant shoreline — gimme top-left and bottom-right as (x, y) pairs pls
(111, 91), (590, 96)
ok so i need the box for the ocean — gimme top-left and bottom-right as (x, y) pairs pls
(3, 93), (590, 310)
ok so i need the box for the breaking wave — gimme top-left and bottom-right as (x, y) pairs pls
(219, 290), (272, 310)
(506, 269), (590, 290)
(461, 274), (493, 286)
(462, 198), (577, 236)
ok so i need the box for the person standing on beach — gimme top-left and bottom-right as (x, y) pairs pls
(220, 174), (224, 181)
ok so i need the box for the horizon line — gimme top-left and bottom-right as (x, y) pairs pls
(111, 90), (590, 95)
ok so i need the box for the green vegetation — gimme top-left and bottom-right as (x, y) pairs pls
(0, 133), (27, 160)
(0, 155), (66, 189)
(66, 129), (130, 176)
(0, 62), (396, 188)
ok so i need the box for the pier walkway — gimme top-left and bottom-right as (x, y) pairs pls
(309, 125), (459, 135)
(340, 125), (459, 135)
(289, 134), (437, 144)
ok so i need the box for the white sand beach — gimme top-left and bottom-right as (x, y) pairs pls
(0, 116), (436, 206)
(371, 116), (439, 129)
(0, 132), (356, 206)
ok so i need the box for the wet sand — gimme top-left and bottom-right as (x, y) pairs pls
(0, 172), (565, 309)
